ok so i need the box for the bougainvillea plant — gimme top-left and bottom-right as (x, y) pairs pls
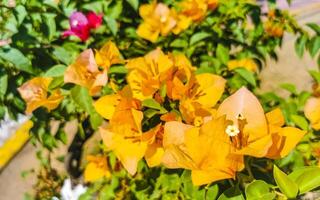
(1, 0), (320, 199)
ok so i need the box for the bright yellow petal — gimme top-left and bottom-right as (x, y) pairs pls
(94, 94), (120, 120)
(100, 125), (147, 175)
(235, 134), (273, 157)
(266, 127), (306, 159)
(195, 73), (226, 108)
(145, 142), (164, 167)
(266, 108), (285, 127)
(137, 23), (159, 43)
(191, 169), (235, 186)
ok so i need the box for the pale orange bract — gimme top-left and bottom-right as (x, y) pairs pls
(304, 97), (320, 130)
(217, 87), (306, 158)
(64, 41), (122, 95)
(18, 77), (63, 114)
(64, 49), (108, 96)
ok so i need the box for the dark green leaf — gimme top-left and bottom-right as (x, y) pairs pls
(126, 0), (139, 10)
(217, 186), (245, 200)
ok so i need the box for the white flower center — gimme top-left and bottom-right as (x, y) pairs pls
(225, 125), (240, 137)
(72, 20), (79, 27)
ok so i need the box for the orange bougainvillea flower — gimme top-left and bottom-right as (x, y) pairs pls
(304, 97), (320, 130)
(64, 41), (121, 95)
(95, 41), (122, 70)
(84, 155), (111, 182)
(64, 49), (108, 95)
(18, 77), (63, 114)
(137, 2), (177, 42)
(96, 86), (164, 174)
(265, 108), (306, 159)
(126, 48), (173, 100)
(162, 116), (244, 186)
(227, 58), (258, 72)
(179, 0), (218, 22)
(217, 87), (305, 158)
(179, 73), (226, 125)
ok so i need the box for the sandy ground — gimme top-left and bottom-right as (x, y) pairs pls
(0, 1), (319, 200)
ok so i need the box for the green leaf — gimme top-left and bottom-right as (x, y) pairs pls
(43, 13), (57, 41)
(71, 86), (94, 115)
(170, 39), (188, 48)
(291, 115), (309, 130)
(52, 46), (72, 65)
(216, 44), (229, 64)
(190, 32), (211, 45)
(288, 166), (320, 194)
(105, 17), (118, 36)
(15, 5), (27, 25)
(206, 184), (219, 200)
(108, 66), (128, 74)
(0, 47), (35, 74)
(234, 68), (256, 86)
(273, 165), (298, 199)
(295, 35), (308, 58)
(307, 23), (320, 35)
(44, 65), (67, 77)
(309, 36), (320, 58)
(280, 83), (297, 95)
(309, 70), (320, 83)
(126, 0), (139, 11)
(142, 99), (167, 113)
(0, 73), (8, 98)
(217, 186), (245, 200)
(245, 180), (275, 200)
(90, 111), (103, 130)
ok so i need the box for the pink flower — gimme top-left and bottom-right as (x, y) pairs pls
(86, 12), (103, 29)
(62, 11), (103, 42)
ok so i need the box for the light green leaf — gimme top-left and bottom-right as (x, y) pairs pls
(52, 46), (72, 65)
(206, 184), (219, 200)
(0, 47), (35, 74)
(15, 5), (27, 25)
(245, 180), (275, 200)
(280, 83), (297, 95)
(142, 99), (167, 114)
(291, 115), (309, 130)
(0, 73), (8, 98)
(171, 39), (188, 48)
(309, 70), (320, 83)
(108, 66), (128, 74)
(295, 35), (308, 58)
(288, 166), (320, 194)
(309, 36), (320, 58)
(216, 44), (229, 64)
(190, 32), (211, 45)
(273, 165), (298, 199)
(71, 86), (94, 115)
(44, 65), (67, 77)
(307, 23), (320, 35)
(105, 17), (118, 36)
(234, 68), (256, 87)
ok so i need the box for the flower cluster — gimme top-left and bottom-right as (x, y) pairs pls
(63, 11), (103, 41)
(137, 0), (218, 42)
(18, 41), (306, 186)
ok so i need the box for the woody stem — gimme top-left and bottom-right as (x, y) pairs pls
(245, 157), (254, 180)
